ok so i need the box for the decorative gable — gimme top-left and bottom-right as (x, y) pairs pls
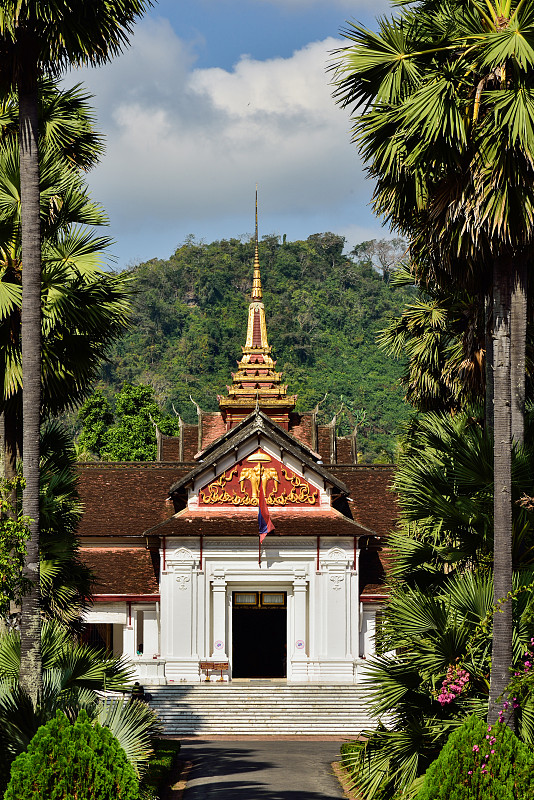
(199, 449), (319, 507)
(168, 409), (349, 513)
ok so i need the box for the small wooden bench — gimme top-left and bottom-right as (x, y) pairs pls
(199, 661), (229, 682)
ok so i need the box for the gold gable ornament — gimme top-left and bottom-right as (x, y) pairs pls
(200, 451), (318, 507)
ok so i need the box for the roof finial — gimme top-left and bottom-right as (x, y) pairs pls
(252, 185), (262, 300)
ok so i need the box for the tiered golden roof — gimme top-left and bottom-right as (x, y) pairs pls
(218, 190), (297, 429)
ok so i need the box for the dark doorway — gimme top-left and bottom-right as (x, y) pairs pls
(232, 592), (287, 678)
(83, 623), (113, 653)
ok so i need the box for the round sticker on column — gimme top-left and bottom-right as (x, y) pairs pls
(296, 639), (305, 650)
(214, 640), (224, 650)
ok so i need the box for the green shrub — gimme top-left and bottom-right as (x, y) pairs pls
(4, 709), (140, 800)
(139, 739), (180, 799)
(416, 715), (534, 800)
(340, 741), (360, 767)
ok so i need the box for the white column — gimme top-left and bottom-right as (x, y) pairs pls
(161, 544), (202, 682)
(318, 546), (354, 681)
(143, 606), (159, 657)
(350, 547), (360, 659)
(123, 612), (135, 658)
(211, 572), (228, 658)
(292, 575), (308, 658)
(290, 572), (308, 681)
(363, 609), (376, 659)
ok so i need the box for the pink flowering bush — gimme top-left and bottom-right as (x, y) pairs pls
(506, 637), (534, 720)
(415, 715), (534, 800)
(437, 665), (470, 705)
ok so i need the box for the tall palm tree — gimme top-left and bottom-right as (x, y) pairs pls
(0, 79), (105, 483)
(391, 411), (534, 585)
(38, 421), (92, 632)
(1, 422), (93, 632)
(332, 0), (534, 723)
(0, 0), (151, 704)
(342, 570), (534, 800)
(340, 410), (534, 800)
(0, 132), (132, 475)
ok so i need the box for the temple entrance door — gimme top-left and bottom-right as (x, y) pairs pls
(231, 591), (287, 678)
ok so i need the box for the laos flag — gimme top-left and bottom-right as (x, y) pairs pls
(258, 483), (275, 543)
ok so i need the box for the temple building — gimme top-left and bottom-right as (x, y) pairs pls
(78, 208), (395, 685)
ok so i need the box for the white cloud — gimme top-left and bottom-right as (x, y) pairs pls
(66, 19), (372, 260)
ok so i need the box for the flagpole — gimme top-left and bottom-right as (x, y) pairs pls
(258, 462), (263, 568)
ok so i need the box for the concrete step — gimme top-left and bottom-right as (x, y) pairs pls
(147, 683), (376, 736)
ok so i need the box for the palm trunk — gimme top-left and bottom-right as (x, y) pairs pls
(488, 255), (514, 727)
(18, 64), (42, 705)
(485, 292), (494, 432)
(510, 256), (527, 446)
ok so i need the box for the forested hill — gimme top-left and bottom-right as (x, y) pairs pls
(100, 233), (413, 462)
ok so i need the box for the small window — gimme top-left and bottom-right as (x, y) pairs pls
(261, 592), (286, 607)
(233, 592), (259, 607)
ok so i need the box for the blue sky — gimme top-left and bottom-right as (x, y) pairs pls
(66, 0), (392, 269)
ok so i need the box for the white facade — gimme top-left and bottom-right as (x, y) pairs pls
(83, 411), (386, 684)
(86, 536), (381, 685)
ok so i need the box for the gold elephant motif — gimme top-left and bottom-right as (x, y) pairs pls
(239, 465), (280, 499)
(200, 462), (317, 505)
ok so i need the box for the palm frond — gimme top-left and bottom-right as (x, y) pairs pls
(96, 696), (161, 777)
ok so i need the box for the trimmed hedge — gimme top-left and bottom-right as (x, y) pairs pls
(416, 715), (534, 800)
(4, 709), (140, 800)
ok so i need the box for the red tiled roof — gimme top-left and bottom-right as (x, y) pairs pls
(330, 465), (397, 537)
(160, 437), (182, 461)
(76, 460), (397, 550)
(76, 464), (191, 538)
(288, 411), (314, 448)
(145, 505), (371, 537)
(81, 547), (159, 595)
(200, 412), (227, 451)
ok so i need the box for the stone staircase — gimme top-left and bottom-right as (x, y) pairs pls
(147, 682), (376, 737)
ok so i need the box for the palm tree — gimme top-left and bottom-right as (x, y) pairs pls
(332, 0), (534, 723)
(342, 570), (534, 800)
(391, 411), (534, 584)
(378, 264), (487, 414)
(0, 620), (160, 795)
(339, 409), (534, 799)
(1, 422), (92, 632)
(0, 156), (131, 476)
(0, 78), (104, 173)
(38, 421), (92, 632)
(0, 78), (105, 483)
(0, 0), (151, 705)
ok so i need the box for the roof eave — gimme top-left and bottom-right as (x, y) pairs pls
(168, 410), (348, 497)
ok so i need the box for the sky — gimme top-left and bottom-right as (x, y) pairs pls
(65, 0), (393, 269)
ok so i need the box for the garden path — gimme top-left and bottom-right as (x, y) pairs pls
(175, 738), (347, 800)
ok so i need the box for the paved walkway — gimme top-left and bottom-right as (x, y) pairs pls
(179, 739), (346, 800)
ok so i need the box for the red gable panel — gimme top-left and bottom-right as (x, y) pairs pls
(199, 449), (319, 507)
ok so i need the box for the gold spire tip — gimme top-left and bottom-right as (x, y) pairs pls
(252, 186), (262, 301)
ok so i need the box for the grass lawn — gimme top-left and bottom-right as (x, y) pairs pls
(140, 739), (181, 799)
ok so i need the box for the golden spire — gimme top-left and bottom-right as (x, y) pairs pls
(217, 187), (297, 428)
(251, 185), (262, 301)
